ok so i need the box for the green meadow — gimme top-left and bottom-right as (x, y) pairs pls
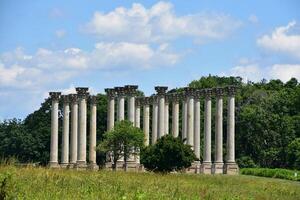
(1, 166), (299, 200)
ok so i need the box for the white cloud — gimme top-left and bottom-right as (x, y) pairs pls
(55, 29), (66, 38)
(257, 21), (300, 59)
(83, 1), (241, 43)
(230, 64), (263, 82)
(269, 64), (300, 82)
(0, 42), (178, 90)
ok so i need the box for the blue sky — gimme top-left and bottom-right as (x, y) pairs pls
(0, 0), (300, 120)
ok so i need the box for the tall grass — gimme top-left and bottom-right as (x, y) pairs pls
(0, 166), (299, 199)
(241, 168), (300, 181)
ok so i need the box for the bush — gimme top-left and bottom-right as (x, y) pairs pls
(141, 135), (196, 172)
(241, 168), (300, 181)
(287, 138), (300, 170)
(237, 156), (257, 168)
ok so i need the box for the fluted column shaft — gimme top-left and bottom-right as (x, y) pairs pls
(158, 95), (165, 138)
(49, 92), (60, 168)
(89, 97), (97, 165)
(182, 98), (187, 142)
(172, 98), (179, 137)
(143, 103), (150, 146)
(76, 87), (88, 167)
(204, 95), (212, 163)
(135, 103), (140, 128)
(164, 101), (169, 134)
(227, 95), (235, 163)
(194, 97), (201, 159)
(70, 95), (78, 165)
(152, 98), (158, 144)
(107, 93), (115, 131)
(118, 96), (125, 121)
(187, 96), (194, 147)
(215, 95), (223, 163)
(61, 96), (70, 167)
(128, 96), (135, 124)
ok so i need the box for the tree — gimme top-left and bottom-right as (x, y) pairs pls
(98, 120), (144, 170)
(141, 135), (196, 172)
(287, 138), (300, 170)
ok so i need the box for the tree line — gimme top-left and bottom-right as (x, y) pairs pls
(0, 76), (299, 169)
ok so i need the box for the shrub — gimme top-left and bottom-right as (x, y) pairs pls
(241, 168), (300, 181)
(287, 138), (300, 170)
(237, 156), (257, 168)
(141, 135), (196, 172)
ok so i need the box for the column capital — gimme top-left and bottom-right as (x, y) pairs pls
(49, 92), (61, 101)
(61, 95), (70, 103)
(155, 86), (168, 95)
(76, 87), (89, 98)
(183, 87), (196, 97)
(227, 85), (237, 96)
(105, 88), (116, 98)
(150, 95), (158, 103)
(204, 88), (213, 99)
(169, 93), (181, 103)
(69, 94), (78, 104)
(89, 95), (98, 105)
(214, 87), (225, 97)
(141, 97), (151, 106)
(124, 85), (138, 96)
(114, 87), (126, 97)
(135, 97), (142, 107)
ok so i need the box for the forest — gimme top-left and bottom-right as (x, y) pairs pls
(0, 76), (299, 169)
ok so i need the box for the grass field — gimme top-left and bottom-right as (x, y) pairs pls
(0, 166), (300, 200)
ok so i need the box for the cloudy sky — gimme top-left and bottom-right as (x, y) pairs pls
(0, 0), (300, 120)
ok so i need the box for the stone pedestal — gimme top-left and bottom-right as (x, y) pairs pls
(201, 162), (212, 174)
(75, 161), (87, 170)
(49, 162), (60, 169)
(213, 162), (224, 174)
(224, 163), (239, 175)
(186, 161), (201, 174)
(88, 163), (99, 171)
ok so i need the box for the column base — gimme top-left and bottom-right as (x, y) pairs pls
(201, 162), (212, 174)
(60, 163), (69, 169)
(105, 161), (144, 172)
(75, 161), (87, 170)
(224, 162), (239, 175)
(49, 161), (60, 169)
(88, 163), (99, 171)
(212, 162), (224, 174)
(186, 161), (201, 174)
(68, 162), (76, 169)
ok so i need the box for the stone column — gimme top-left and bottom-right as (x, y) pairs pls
(115, 87), (125, 121)
(155, 86), (168, 138)
(171, 94), (180, 137)
(225, 86), (239, 174)
(69, 94), (78, 168)
(135, 98), (141, 128)
(201, 89), (212, 174)
(61, 95), (70, 168)
(89, 95), (99, 170)
(213, 88), (224, 174)
(49, 92), (61, 168)
(76, 87), (89, 169)
(185, 88), (194, 148)
(105, 88), (116, 131)
(125, 85), (138, 125)
(164, 96), (169, 134)
(194, 91), (201, 160)
(182, 96), (188, 143)
(143, 97), (150, 146)
(151, 96), (158, 144)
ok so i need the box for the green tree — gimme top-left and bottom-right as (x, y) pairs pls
(141, 135), (196, 172)
(287, 138), (300, 170)
(98, 120), (144, 170)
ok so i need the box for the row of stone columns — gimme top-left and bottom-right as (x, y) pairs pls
(49, 87), (98, 169)
(104, 85), (238, 174)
